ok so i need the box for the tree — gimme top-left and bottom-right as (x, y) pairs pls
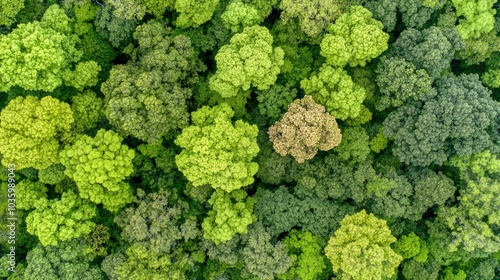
(101, 21), (203, 144)
(334, 126), (371, 163)
(175, 0), (219, 28)
(209, 25), (284, 98)
(452, 0), (497, 39)
(70, 90), (104, 133)
(279, 0), (341, 38)
(105, 0), (174, 20)
(0, 0), (24, 26)
(268, 95), (342, 163)
(388, 27), (464, 78)
(0, 96), (74, 170)
(256, 84), (297, 124)
(24, 239), (104, 280)
(0, 4), (99, 92)
(374, 57), (436, 111)
(105, 188), (201, 279)
(383, 74), (500, 166)
(320, 6), (389, 67)
(202, 189), (257, 244)
(220, 1), (261, 33)
(278, 230), (327, 280)
(59, 129), (135, 212)
(300, 65), (366, 120)
(94, 5), (136, 48)
(25, 190), (97, 247)
(174, 104), (260, 192)
(324, 210), (402, 280)
(15, 180), (47, 210)
(394, 232), (429, 263)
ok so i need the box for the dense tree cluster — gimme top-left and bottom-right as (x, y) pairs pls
(2, 0), (500, 279)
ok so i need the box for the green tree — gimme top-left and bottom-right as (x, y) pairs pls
(0, 96), (74, 170)
(209, 25), (284, 98)
(278, 230), (327, 280)
(15, 180), (47, 210)
(220, 1), (261, 33)
(0, 4), (99, 92)
(279, 0), (341, 38)
(324, 210), (402, 280)
(175, 0), (219, 28)
(101, 21), (202, 144)
(175, 104), (259, 192)
(301, 65), (366, 120)
(59, 129), (135, 212)
(256, 84), (297, 124)
(94, 5), (136, 48)
(70, 90), (104, 133)
(25, 190), (97, 247)
(383, 74), (500, 166)
(24, 239), (104, 280)
(0, 0), (24, 26)
(452, 0), (497, 39)
(268, 95), (342, 163)
(394, 232), (429, 263)
(202, 189), (257, 244)
(320, 6), (389, 67)
(105, 0), (174, 20)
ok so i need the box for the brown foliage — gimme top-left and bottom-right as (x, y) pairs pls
(268, 95), (342, 163)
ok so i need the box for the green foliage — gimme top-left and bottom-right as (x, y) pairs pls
(84, 224), (110, 257)
(25, 190), (97, 247)
(175, 0), (219, 28)
(202, 189), (257, 244)
(0, 4), (98, 92)
(24, 239), (104, 280)
(101, 21), (202, 144)
(209, 25), (284, 98)
(59, 129), (135, 212)
(374, 57), (436, 111)
(70, 90), (104, 133)
(300, 65), (366, 120)
(278, 230), (327, 280)
(106, 0), (174, 20)
(389, 27), (465, 78)
(38, 164), (66, 185)
(221, 1), (262, 33)
(94, 5), (136, 48)
(256, 84), (297, 124)
(456, 30), (500, 66)
(15, 180), (47, 210)
(0, 96), (74, 170)
(369, 128), (389, 153)
(320, 6), (389, 67)
(452, 0), (497, 39)
(72, 0), (98, 35)
(447, 150), (500, 178)
(324, 210), (402, 280)
(383, 74), (500, 166)
(175, 104), (259, 192)
(279, 0), (341, 38)
(394, 232), (429, 262)
(0, 0), (24, 26)
(334, 126), (371, 163)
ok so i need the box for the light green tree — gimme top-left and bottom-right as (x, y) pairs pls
(59, 129), (135, 212)
(452, 0), (497, 39)
(320, 6), (389, 67)
(324, 210), (402, 280)
(209, 26), (284, 98)
(175, 0), (219, 28)
(105, 0), (175, 20)
(202, 189), (257, 244)
(25, 190), (97, 247)
(300, 65), (366, 120)
(0, 0), (24, 26)
(175, 104), (259, 192)
(221, 1), (262, 33)
(15, 180), (48, 210)
(0, 96), (74, 170)
(0, 4), (99, 92)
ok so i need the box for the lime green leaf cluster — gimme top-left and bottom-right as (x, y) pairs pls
(334, 126), (371, 163)
(175, 0), (219, 28)
(62, 61), (101, 92)
(301, 65), (366, 120)
(209, 26), (284, 98)
(447, 150), (500, 178)
(202, 189), (257, 244)
(0, 0), (24, 26)
(25, 190), (97, 247)
(70, 90), (104, 133)
(15, 180), (47, 210)
(59, 129), (135, 212)
(106, 0), (175, 20)
(320, 6), (389, 67)
(73, 0), (99, 35)
(279, 0), (340, 38)
(452, 0), (497, 39)
(278, 230), (327, 280)
(394, 232), (429, 263)
(324, 210), (402, 280)
(369, 128), (389, 153)
(0, 96), (74, 170)
(175, 104), (259, 192)
(0, 4), (98, 92)
(221, 1), (262, 33)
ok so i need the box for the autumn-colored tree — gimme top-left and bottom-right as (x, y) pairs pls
(268, 95), (342, 163)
